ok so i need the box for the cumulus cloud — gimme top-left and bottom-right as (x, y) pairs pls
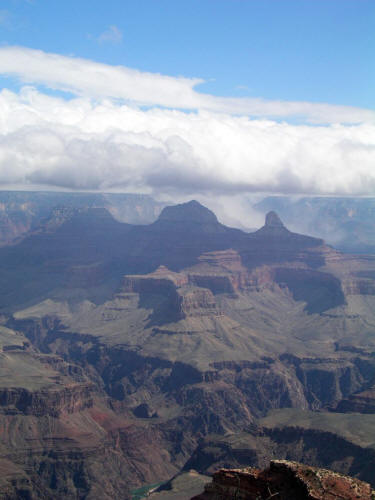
(98, 25), (123, 44)
(0, 86), (374, 208)
(0, 46), (374, 228)
(0, 46), (374, 124)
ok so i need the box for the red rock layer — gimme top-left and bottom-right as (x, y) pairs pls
(192, 460), (375, 499)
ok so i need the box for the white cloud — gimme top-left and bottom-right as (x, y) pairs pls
(0, 46), (373, 124)
(0, 46), (374, 228)
(0, 86), (374, 208)
(98, 25), (123, 44)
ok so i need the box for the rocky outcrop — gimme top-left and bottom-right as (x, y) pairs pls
(188, 250), (251, 295)
(274, 268), (346, 313)
(280, 354), (373, 409)
(254, 196), (375, 254)
(123, 267), (219, 321)
(184, 422), (375, 488)
(123, 266), (189, 292)
(342, 277), (375, 295)
(178, 287), (219, 317)
(192, 461), (375, 499)
(0, 458), (32, 500)
(188, 251), (278, 294)
(196, 250), (244, 272)
(0, 383), (93, 417)
(335, 387), (375, 413)
(240, 211), (325, 269)
(122, 251), (286, 302)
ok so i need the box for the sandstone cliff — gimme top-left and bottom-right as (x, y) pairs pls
(192, 461), (375, 499)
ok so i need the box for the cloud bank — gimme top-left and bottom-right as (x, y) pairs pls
(0, 86), (374, 201)
(0, 46), (374, 219)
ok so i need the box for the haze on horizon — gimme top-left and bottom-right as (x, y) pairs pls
(0, 0), (374, 222)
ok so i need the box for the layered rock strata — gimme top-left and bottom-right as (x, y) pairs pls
(192, 460), (375, 499)
(335, 387), (375, 413)
(0, 204), (375, 497)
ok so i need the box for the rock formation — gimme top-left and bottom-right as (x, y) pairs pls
(335, 387), (375, 413)
(192, 461), (375, 499)
(0, 191), (165, 246)
(254, 196), (375, 254)
(0, 200), (374, 498)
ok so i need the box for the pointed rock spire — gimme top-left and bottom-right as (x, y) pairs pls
(265, 211), (285, 227)
(251, 210), (290, 238)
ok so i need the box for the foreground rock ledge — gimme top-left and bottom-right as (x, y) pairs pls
(192, 460), (375, 500)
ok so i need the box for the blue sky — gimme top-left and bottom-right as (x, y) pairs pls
(1, 0), (374, 108)
(0, 0), (374, 211)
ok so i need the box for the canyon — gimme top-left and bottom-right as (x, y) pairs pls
(0, 198), (375, 498)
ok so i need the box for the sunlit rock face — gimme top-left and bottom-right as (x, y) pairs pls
(192, 461), (375, 500)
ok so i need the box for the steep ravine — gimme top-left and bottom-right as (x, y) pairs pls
(6, 314), (375, 495)
(12, 314), (375, 415)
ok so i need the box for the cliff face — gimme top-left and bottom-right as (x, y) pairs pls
(0, 383), (93, 417)
(0, 325), (135, 499)
(121, 247), (349, 316)
(0, 349), (187, 499)
(123, 267), (219, 322)
(335, 387), (375, 413)
(0, 202), (375, 498)
(342, 277), (375, 295)
(192, 461), (375, 499)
